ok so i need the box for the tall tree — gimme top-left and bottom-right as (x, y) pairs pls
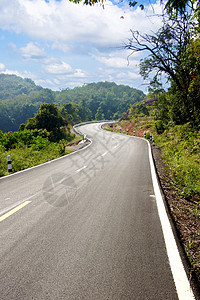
(78, 100), (92, 122)
(25, 103), (68, 140)
(60, 103), (80, 124)
(95, 106), (105, 120)
(124, 12), (200, 124)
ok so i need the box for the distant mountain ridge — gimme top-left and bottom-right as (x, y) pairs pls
(0, 74), (145, 132)
(0, 74), (42, 100)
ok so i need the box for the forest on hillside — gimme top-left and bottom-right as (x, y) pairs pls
(0, 74), (145, 132)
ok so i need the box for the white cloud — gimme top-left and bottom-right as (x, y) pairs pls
(0, 67), (39, 82)
(35, 78), (55, 87)
(51, 42), (71, 53)
(67, 81), (85, 87)
(44, 61), (72, 74)
(72, 69), (87, 78)
(96, 54), (140, 68)
(0, 63), (5, 71)
(0, 0), (163, 50)
(0, 0), (164, 91)
(127, 71), (141, 79)
(97, 56), (129, 68)
(1, 69), (21, 76)
(21, 42), (46, 60)
(56, 69), (88, 80)
(53, 79), (61, 85)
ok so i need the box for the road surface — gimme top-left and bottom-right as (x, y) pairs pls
(0, 123), (195, 299)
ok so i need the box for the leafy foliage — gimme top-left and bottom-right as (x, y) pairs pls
(68, 0), (143, 9)
(56, 81), (145, 121)
(156, 123), (200, 199)
(0, 75), (56, 132)
(0, 74), (42, 99)
(95, 106), (105, 120)
(0, 141), (72, 176)
(0, 120), (75, 177)
(125, 8), (200, 128)
(25, 103), (69, 141)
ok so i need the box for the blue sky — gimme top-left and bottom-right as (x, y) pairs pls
(0, 0), (163, 92)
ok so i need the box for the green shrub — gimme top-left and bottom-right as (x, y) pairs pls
(155, 120), (165, 134)
(158, 125), (200, 200)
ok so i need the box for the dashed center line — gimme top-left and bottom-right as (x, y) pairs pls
(0, 201), (31, 223)
(102, 151), (108, 157)
(76, 166), (87, 173)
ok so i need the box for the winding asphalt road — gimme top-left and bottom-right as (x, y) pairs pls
(0, 123), (196, 299)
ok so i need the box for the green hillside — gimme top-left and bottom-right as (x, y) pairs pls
(0, 75), (145, 132)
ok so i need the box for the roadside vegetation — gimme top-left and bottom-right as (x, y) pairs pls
(0, 103), (77, 176)
(156, 124), (200, 200)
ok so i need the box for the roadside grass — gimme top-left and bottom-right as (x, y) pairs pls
(0, 143), (73, 177)
(0, 129), (82, 177)
(155, 123), (200, 200)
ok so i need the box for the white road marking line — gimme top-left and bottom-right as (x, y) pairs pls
(76, 166), (87, 173)
(0, 138), (92, 180)
(102, 151), (108, 157)
(0, 201), (31, 223)
(147, 141), (195, 300)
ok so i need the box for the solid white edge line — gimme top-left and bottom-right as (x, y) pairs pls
(101, 125), (196, 299)
(0, 122), (113, 181)
(147, 140), (195, 300)
(0, 123), (196, 298)
(0, 138), (92, 180)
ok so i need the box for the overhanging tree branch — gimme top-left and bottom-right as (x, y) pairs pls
(124, 14), (195, 94)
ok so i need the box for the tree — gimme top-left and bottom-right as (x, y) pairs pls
(25, 104), (68, 141)
(164, 0), (199, 19)
(124, 13), (200, 125)
(69, 0), (199, 19)
(60, 103), (80, 124)
(95, 106), (105, 120)
(78, 100), (92, 121)
(69, 0), (144, 9)
(148, 77), (165, 100)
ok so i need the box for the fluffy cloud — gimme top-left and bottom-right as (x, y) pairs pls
(1, 69), (21, 77)
(44, 61), (73, 74)
(0, 63), (5, 71)
(97, 56), (129, 68)
(0, 0), (164, 90)
(0, 0), (163, 49)
(95, 53), (140, 68)
(21, 42), (46, 60)
(72, 69), (87, 78)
